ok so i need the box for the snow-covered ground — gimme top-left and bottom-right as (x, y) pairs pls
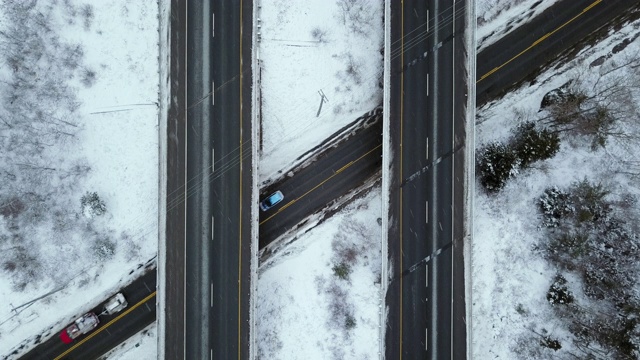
(472, 12), (640, 359)
(257, 189), (383, 359)
(257, 0), (383, 183)
(0, 0), (159, 357)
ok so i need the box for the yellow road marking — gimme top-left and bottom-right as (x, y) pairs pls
(259, 144), (382, 226)
(477, 0), (602, 84)
(54, 291), (157, 360)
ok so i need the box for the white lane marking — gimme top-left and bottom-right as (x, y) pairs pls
(210, 282), (214, 307)
(426, 137), (429, 159)
(212, 148), (215, 173)
(426, 265), (429, 287)
(426, 328), (429, 351)
(211, 216), (214, 241)
(426, 73), (429, 96)
(212, 13), (215, 38)
(427, 10), (429, 32)
(212, 81), (215, 105)
(426, 201), (429, 224)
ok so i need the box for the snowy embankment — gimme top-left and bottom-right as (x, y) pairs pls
(0, 1), (160, 358)
(472, 12), (640, 359)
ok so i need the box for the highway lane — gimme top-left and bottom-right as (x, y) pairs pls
(209, 0), (253, 359)
(386, 0), (468, 358)
(184, 1), (214, 359)
(183, 0), (252, 358)
(21, 269), (156, 360)
(259, 112), (382, 250)
(161, 0), (187, 357)
(477, 0), (637, 105)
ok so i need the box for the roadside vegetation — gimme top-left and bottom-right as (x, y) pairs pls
(0, 1), (121, 293)
(475, 40), (640, 358)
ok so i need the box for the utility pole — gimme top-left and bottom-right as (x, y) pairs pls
(316, 89), (328, 117)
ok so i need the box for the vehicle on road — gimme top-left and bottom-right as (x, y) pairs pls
(60, 312), (99, 344)
(103, 292), (128, 315)
(259, 190), (284, 211)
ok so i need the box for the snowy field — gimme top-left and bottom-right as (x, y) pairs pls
(472, 12), (640, 359)
(257, 0), (384, 183)
(257, 189), (383, 359)
(0, 1), (159, 357)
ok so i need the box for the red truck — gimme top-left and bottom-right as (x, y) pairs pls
(59, 293), (128, 344)
(59, 312), (99, 344)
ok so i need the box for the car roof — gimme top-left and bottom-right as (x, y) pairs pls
(270, 191), (283, 200)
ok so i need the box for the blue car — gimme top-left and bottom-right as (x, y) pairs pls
(260, 190), (284, 211)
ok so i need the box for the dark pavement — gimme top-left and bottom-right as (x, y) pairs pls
(259, 110), (382, 251)
(20, 269), (156, 360)
(208, 0), (253, 359)
(162, 0), (187, 358)
(477, 0), (638, 105)
(385, 0), (468, 359)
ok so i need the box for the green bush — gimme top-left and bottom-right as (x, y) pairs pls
(476, 142), (519, 192)
(332, 262), (351, 280)
(546, 274), (574, 305)
(513, 121), (560, 168)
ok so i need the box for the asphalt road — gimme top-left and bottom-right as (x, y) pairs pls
(183, 0), (214, 358)
(161, 0), (187, 358)
(385, 0), (468, 358)
(162, 0), (253, 358)
(20, 270), (156, 360)
(209, 0), (253, 359)
(477, 0), (637, 105)
(259, 111), (382, 251)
